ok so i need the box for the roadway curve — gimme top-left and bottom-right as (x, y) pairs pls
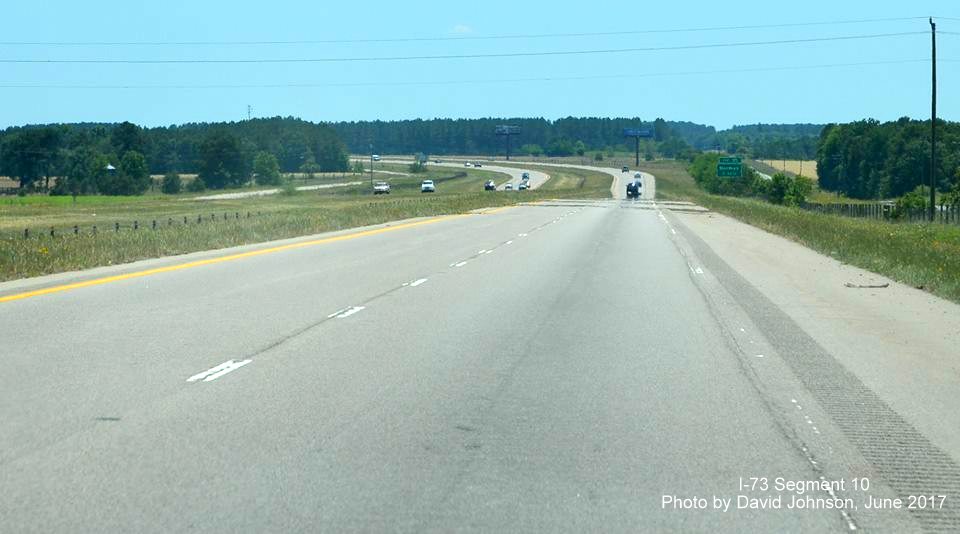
(416, 157), (656, 200)
(380, 158), (550, 191)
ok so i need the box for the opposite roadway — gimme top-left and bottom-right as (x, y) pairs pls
(0, 164), (934, 532)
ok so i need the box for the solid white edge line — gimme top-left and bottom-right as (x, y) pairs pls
(409, 278), (428, 287)
(454, 261), (468, 267)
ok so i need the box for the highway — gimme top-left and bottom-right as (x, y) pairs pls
(1, 164), (958, 532)
(376, 158), (550, 191)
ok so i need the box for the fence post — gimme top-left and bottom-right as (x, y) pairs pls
(115, 222), (120, 232)
(24, 228), (29, 239)
(50, 227), (54, 237)
(74, 225), (78, 235)
(92, 225), (97, 234)
(134, 220), (138, 230)
(152, 220), (156, 230)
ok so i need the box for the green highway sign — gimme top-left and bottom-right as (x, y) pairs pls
(717, 156), (742, 177)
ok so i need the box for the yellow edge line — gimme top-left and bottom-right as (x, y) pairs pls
(0, 214), (467, 304)
(481, 205), (517, 215)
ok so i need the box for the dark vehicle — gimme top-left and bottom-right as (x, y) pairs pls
(626, 180), (642, 199)
(484, 180), (497, 191)
(521, 172), (530, 180)
(621, 166), (629, 173)
(518, 182), (528, 190)
(474, 162), (483, 168)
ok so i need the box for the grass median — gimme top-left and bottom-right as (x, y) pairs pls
(0, 187), (600, 282)
(648, 160), (960, 303)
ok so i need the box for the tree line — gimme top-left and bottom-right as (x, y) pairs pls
(0, 117), (350, 194)
(816, 118), (960, 200)
(329, 117), (819, 159)
(714, 124), (821, 160)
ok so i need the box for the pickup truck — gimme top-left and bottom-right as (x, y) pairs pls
(373, 181), (391, 194)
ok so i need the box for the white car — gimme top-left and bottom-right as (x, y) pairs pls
(634, 172), (642, 179)
(421, 180), (435, 193)
(464, 162), (472, 167)
(372, 154), (381, 162)
(373, 181), (390, 194)
(504, 183), (513, 191)
(518, 182), (528, 191)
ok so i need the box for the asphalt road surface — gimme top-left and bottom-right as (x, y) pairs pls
(381, 159), (551, 191)
(0, 188), (952, 531)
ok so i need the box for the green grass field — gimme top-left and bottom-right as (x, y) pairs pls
(0, 163), (602, 281)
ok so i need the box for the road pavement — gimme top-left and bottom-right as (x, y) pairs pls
(0, 187), (952, 531)
(379, 159), (550, 191)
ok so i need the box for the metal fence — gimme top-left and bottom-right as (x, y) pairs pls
(7, 211), (266, 241)
(803, 202), (960, 225)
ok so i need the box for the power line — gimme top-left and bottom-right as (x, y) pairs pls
(0, 32), (926, 64)
(0, 16), (932, 46)
(0, 59), (945, 90)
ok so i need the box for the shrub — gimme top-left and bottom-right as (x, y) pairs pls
(784, 176), (813, 207)
(186, 176), (206, 192)
(253, 152), (281, 185)
(409, 161), (427, 174)
(893, 187), (927, 219)
(300, 161), (321, 180)
(279, 181), (300, 196)
(768, 173), (791, 205)
(161, 172), (182, 194)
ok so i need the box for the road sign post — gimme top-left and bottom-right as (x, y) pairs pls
(495, 125), (520, 160)
(623, 128), (653, 166)
(717, 156), (743, 178)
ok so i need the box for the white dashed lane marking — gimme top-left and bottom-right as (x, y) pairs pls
(186, 359), (252, 383)
(329, 306), (366, 319)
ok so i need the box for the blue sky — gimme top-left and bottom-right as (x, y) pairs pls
(1, 0), (958, 129)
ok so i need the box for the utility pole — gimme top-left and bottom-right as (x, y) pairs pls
(929, 17), (937, 222)
(247, 105), (252, 121)
(369, 143), (374, 188)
